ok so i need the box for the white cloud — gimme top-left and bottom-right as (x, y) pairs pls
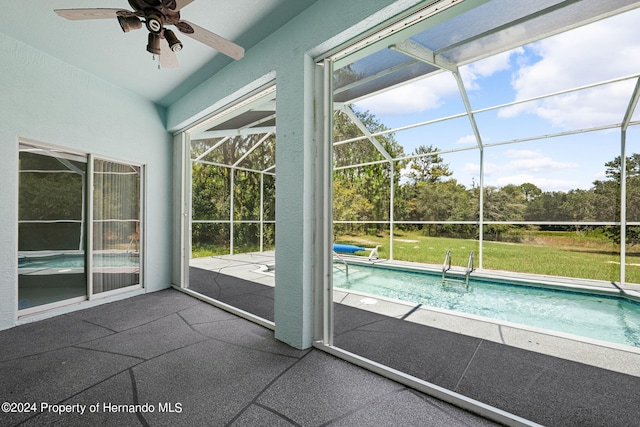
(354, 72), (458, 115)
(460, 48), (523, 89)
(355, 47), (525, 116)
(503, 149), (579, 173)
(481, 149), (580, 191)
(494, 175), (579, 192)
(457, 134), (478, 145)
(501, 9), (640, 129)
(593, 169), (607, 181)
(463, 162), (480, 175)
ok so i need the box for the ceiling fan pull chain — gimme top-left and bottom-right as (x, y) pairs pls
(151, 54), (161, 70)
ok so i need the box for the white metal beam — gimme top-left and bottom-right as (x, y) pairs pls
(619, 77), (640, 285)
(622, 77), (640, 132)
(188, 85), (276, 137)
(233, 133), (273, 168)
(190, 126), (276, 140)
(333, 0), (490, 69)
(391, 39), (457, 72)
(341, 105), (393, 162)
(193, 136), (230, 161)
(391, 38), (484, 149)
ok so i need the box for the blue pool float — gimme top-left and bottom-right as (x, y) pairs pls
(333, 244), (365, 254)
(333, 244), (380, 260)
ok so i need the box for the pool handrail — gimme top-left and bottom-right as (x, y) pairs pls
(333, 251), (349, 280)
(442, 249), (452, 281)
(466, 251), (475, 285)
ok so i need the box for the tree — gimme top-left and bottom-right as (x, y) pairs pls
(525, 191), (568, 221)
(593, 154), (640, 244)
(482, 185), (528, 241)
(333, 108), (406, 232)
(191, 133), (276, 251)
(406, 145), (452, 184)
(604, 153), (640, 182)
(333, 179), (375, 227)
(520, 182), (542, 202)
(406, 179), (476, 237)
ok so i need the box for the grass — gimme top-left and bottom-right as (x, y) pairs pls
(192, 229), (640, 284)
(192, 242), (274, 258)
(335, 229), (640, 284)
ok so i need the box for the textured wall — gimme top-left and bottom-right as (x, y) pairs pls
(0, 33), (172, 330)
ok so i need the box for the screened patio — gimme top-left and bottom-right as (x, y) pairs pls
(328, 0), (640, 286)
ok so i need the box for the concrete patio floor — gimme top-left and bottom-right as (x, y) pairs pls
(0, 289), (499, 427)
(188, 251), (640, 376)
(187, 252), (640, 426)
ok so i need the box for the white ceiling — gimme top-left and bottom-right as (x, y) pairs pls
(1, 0), (317, 107)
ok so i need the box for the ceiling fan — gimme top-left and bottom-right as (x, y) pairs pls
(54, 0), (244, 68)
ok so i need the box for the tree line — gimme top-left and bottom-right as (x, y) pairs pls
(333, 109), (640, 244)
(191, 134), (276, 251)
(189, 108), (640, 252)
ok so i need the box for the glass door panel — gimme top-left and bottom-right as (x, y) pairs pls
(18, 143), (87, 309)
(92, 159), (141, 293)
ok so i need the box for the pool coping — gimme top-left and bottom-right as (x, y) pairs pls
(333, 286), (640, 377)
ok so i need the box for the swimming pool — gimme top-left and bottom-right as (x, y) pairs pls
(19, 253), (140, 270)
(333, 264), (640, 348)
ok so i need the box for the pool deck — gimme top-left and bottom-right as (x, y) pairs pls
(189, 251), (640, 377)
(1, 289), (499, 427)
(188, 252), (640, 426)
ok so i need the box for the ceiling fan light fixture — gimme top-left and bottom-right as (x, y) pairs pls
(145, 13), (164, 34)
(54, 2), (246, 62)
(117, 15), (142, 33)
(164, 29), (183, 52)
(146, 33), (162, 55)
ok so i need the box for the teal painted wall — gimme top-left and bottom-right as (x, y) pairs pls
(0, 33), (173, 330)
(0, 0), (426, 342)
(167, 0), (423, 348)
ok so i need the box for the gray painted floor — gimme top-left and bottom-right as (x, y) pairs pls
(0, 289), (498, 427)
(187, 257), (640, 427)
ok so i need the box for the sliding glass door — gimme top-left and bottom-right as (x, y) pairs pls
(92, 159), (142, 294)
(18, 142), (143, 312)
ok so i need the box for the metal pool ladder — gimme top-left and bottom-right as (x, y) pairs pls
(442, 250), (475, 287)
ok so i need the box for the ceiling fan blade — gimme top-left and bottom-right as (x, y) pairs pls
(174, 0), (195, 11)
(177, 20), (244, 60)
(160, 39), (180, 69)
(54, 8), (125, 20)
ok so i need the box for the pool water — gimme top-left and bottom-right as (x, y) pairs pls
(19, 253), (139, 269)
(333, 265), (640, 348)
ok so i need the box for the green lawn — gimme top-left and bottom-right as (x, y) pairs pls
(192, 229), (640, 284)
(335, 229), (640, 284)
(192, 242), (274, 258)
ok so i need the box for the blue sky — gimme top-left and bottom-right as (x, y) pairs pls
(351, 8), (640, 192)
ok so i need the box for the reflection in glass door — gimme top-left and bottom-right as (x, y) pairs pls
(18, 143), (88, 309)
